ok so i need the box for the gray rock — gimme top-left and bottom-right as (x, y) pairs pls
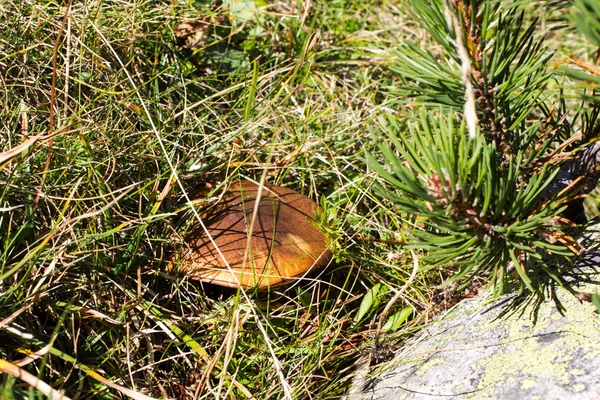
(361, 230), (600, 400)
(362, 286), (600, 399)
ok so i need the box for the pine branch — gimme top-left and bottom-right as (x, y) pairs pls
(367, 0), (600, 298)
(543, 141), (600, 205)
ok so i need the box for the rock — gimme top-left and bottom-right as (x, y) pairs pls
(362, 232), (600, 400)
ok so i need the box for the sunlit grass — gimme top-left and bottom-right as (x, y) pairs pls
(4, 0), (595, 398)
(0, 1), (429, 398)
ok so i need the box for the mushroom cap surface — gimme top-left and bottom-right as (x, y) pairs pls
(174, 180), (331, 289)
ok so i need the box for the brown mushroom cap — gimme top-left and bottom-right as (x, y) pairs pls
(172, 180), (332, 289)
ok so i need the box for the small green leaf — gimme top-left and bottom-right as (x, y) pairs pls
(355, 284), (384, 324)
(226, 0), (267, 26)
(382, 307), (413, 332)
(593, 292), (600, 314)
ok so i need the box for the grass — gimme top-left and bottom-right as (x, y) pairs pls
(0, 1), (430, 399)
(1, 0), (598, 399)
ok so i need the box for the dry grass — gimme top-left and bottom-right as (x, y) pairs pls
(0, 1), (430, 399)
(4, 0), (593, 398)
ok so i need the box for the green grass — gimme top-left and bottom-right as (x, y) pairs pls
(2, 0), (598, 399)
(0, 1), (428, 399)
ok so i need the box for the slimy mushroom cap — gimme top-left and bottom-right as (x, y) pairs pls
(173, 180), (331, 289)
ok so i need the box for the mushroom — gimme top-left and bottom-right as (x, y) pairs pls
(171, 179), (332, 289)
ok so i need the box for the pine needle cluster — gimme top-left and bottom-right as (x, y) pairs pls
(368, 0), (600, 298)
